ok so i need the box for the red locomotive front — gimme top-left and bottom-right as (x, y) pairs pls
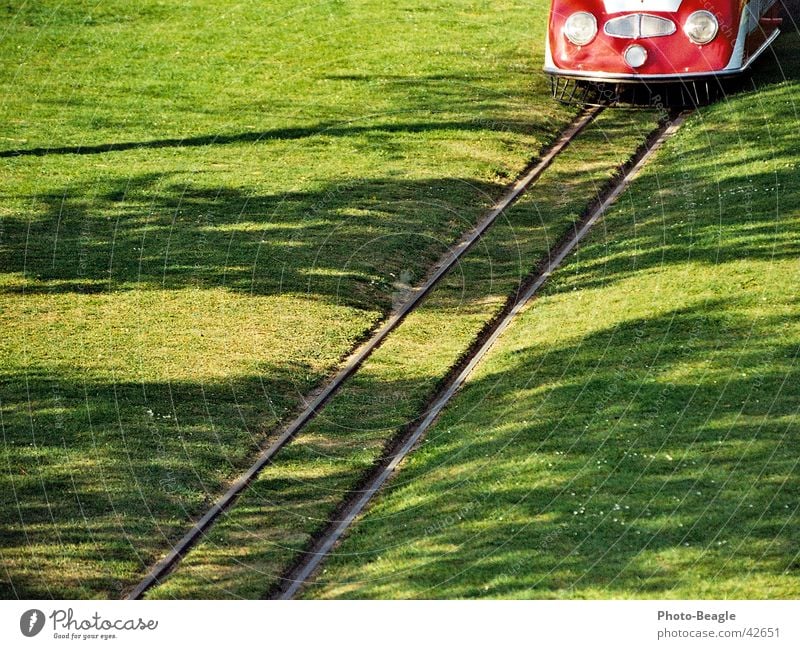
(544, 0), (781, 82)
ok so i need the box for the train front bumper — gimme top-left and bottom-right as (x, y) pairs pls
(543, 27), (779, 84)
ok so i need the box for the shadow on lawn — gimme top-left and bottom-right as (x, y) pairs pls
(4, 296), (796, 599)
(3, 34), (798, 311)
(0, 117), (539, 159)
(0, 361), (328, 599)
(1, 32), (794, 161)
(543, 74), (800, 295)
(1, 57), (559, 310)
(0, 174), (503, 311)
(0, 350), (454, 599)
(312, 301), (800, 598)
(746, 26), (800, 87)
(0, 69), (546, 159)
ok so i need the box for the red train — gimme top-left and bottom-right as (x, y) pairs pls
(545, 0), (783, 103)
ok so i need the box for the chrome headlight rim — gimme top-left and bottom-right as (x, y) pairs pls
(564, 11), (598, 46)
(684, 10), (719, 45)
(624, 44), (648, 69)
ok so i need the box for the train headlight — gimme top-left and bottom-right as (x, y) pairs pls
(685, 11), (718, 45)
(564, 12), (598, 46)
(624, 44), (648, 68)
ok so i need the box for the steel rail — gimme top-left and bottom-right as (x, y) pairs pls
(277, 110), (691, 600)
(126, 106), (602, 600)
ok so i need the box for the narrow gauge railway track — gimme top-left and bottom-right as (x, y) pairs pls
(126, 107), (603, 600)
(275, 109), (692, 600)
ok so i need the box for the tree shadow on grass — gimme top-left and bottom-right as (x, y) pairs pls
(544, 65), (800, 296)
(0, 361), (332, 599)
(0, 116), (543, 160)
(745, 26), (800, 87)
(0, 348), (467, 599)
(1, 174), (503, 311)
(311, 301), (800, 598)
(0, 65), (555, 159)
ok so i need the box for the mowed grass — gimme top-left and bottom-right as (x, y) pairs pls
(303, 40), (800, 599)
(0, 0), (573, 598)
(146, 109), (663, 598)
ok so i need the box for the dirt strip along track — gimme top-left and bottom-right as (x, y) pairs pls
(275, 109), (692, 600)
(126, 106), (603, 599)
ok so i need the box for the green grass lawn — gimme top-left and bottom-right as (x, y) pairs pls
(303, 40), (800, 599)
(0, 0), (573, 598)
(146, 109), (663, 598)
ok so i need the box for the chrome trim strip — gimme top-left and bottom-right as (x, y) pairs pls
(544, 66), (742, 82)
(724, 7), (750, 69)
(725, 0), (779, 70)
(743, 28), (781, 68)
